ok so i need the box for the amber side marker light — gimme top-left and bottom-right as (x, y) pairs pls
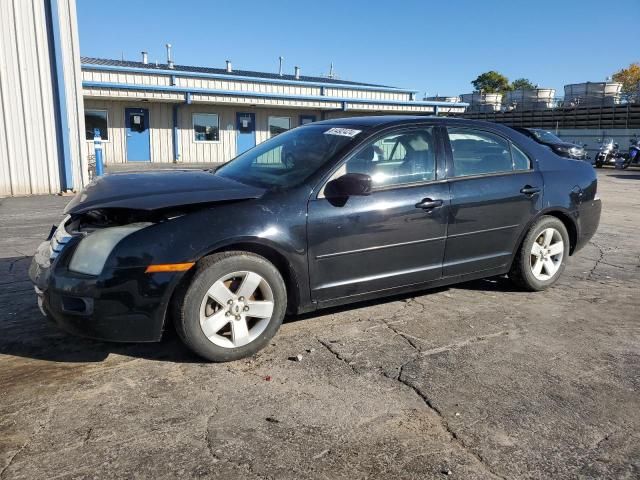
(145, 263), (195, 273)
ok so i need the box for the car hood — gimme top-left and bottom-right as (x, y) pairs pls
(64, 169), (265, 215)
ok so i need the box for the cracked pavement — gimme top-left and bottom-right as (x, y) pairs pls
(1, 170), (639, 479)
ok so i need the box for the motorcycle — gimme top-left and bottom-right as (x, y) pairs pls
(621, 140), (640, 169)
(594, 138), (620, 168)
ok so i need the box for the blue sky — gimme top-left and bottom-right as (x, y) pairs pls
(77, 0), (639, 98)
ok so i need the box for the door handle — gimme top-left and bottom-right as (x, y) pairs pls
(415, 198), (443, 210)
(520, 185), (541, 196)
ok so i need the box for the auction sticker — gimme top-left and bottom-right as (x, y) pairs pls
(324, 128), (362, 137)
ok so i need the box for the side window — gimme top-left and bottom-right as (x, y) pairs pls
(342, 128), (436, 188)
(511, 144), (531, 171)
(447, 128), (513, 177)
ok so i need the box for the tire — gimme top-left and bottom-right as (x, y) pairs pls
(174, 251), (287, 362)
(594, 154), (601, 168)
(509, 216), (570, 292)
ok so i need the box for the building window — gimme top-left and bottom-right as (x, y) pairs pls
(193, 113), (220, 142)
(268, 116), (290, 138)
(85, 110), (108, 140)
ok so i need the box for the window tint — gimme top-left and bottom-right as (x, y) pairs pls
(511, 144), (531, 170)
(216, 125), (357, 189)
(447, 128), (513, 177)
(85, 110), (108, 140)
(341, 128), (436, 188)
(193, 113), (219, 142)
(268, 116), (291, 137)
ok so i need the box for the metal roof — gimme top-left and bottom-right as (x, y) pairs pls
(81, 57), (401, 90)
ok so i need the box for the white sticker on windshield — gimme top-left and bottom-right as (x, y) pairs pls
(324, 127), (361, 137)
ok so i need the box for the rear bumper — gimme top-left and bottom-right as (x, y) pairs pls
(574, 199), (601, 253)
(29, 240), (183, 343)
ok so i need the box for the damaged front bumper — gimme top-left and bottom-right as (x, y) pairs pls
(28, 227), (181, 343)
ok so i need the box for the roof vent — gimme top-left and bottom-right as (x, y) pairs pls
(141, 51), (148, 64)
(226, 60), (232, 73)
(278, 56), (284, 76)
(294, 66), (300, 79)
(166, 43), (174, 69)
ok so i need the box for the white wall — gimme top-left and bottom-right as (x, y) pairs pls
(0, 0), (85, 196)
(83, 99), (324, 164)
(82, 68), (414, 103)
(555, 128), (640, 157)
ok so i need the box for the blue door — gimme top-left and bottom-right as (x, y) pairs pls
(300, 114), (316, 126)
(236, 112), (256, 155)
(125, 108), (150, 162)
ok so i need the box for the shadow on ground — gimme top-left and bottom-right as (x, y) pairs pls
(609, 174), (640, 180)
(1, 255), (516, 365)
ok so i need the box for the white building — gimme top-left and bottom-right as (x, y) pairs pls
(0, 0), (86, 196)
(0, 3), (466, 196)
(81, 54), (466, 166)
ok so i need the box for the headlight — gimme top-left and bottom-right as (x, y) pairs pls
(68, 223), (150, 275)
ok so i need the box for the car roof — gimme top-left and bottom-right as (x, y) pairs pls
(313, 115), (505, 131)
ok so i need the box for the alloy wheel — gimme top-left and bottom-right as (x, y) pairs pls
(199, 271), (275, 348)
(530, 228), (564, 281)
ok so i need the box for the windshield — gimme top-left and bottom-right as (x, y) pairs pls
(215, 125), (362, 189)
(529, 129), (564, 144)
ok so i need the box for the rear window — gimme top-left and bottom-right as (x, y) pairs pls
(447, 128), (531, 177)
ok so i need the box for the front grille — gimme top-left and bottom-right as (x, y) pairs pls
(49, 216), (73, 262)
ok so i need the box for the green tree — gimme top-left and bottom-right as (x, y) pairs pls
(510, 78), (536, 90)
(612, 63), (640, 93)
(471, 71), (510, 94)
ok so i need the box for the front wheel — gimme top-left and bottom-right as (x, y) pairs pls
(174, 251), (287, 362)
(509, 216), (569, 291)
(594, 154), (603, 168)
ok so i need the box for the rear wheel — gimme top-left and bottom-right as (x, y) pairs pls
(509, 216), (569, 291)
(175, 251), (286, 362)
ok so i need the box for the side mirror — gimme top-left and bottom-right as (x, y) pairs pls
(325, 173), (372, 198)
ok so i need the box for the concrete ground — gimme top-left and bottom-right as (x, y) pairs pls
(0, 170), (638, 479)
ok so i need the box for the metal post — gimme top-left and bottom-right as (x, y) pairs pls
(173, 104), (180, 163)
(94, 128), (104, 177)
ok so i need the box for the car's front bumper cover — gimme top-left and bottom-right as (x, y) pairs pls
(28, 239), (183, 343)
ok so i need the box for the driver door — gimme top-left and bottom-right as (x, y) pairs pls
(307, 126), (449, 303)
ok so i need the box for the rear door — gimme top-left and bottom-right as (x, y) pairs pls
(307, 126), (449, 302)
(442, 127), (543, 277)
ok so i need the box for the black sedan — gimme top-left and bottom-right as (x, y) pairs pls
(512, 127), (588, 160)
(30, 117), (601, 362)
